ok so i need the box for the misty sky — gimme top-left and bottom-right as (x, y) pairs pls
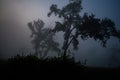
(0, 0), (120, 67)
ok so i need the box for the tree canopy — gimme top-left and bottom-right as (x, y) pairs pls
(48, 0), (120, 56)
(28, 19), (60, 58)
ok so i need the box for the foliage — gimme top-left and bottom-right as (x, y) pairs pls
(28, 19), (60, 58)
(48, 0), (120, 56)
(7, 54), (81, 68)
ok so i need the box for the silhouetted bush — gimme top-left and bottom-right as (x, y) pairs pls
(7, 54), (80, 67)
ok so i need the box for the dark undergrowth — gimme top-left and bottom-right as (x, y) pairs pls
(0, 54), (120, 80)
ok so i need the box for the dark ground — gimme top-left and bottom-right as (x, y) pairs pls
(0, 55), (120, 80)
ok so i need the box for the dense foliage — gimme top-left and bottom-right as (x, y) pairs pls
(48, 0), (120, 56)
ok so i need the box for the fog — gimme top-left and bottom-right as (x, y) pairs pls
(0, 0), (120, 67)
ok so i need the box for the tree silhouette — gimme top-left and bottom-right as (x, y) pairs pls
(48, 0), (120, 57)
(28, 19), (60, 58)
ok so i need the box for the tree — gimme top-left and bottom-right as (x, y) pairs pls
(48, 0), (120, 57)
(28, 19), (60, 58)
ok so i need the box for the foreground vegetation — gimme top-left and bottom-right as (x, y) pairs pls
(0, 54), (120, 80)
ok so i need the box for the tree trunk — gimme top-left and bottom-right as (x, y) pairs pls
(62, 22), (71, 59)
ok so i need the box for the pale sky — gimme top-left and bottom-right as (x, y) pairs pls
(0, 0), (120, 67)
